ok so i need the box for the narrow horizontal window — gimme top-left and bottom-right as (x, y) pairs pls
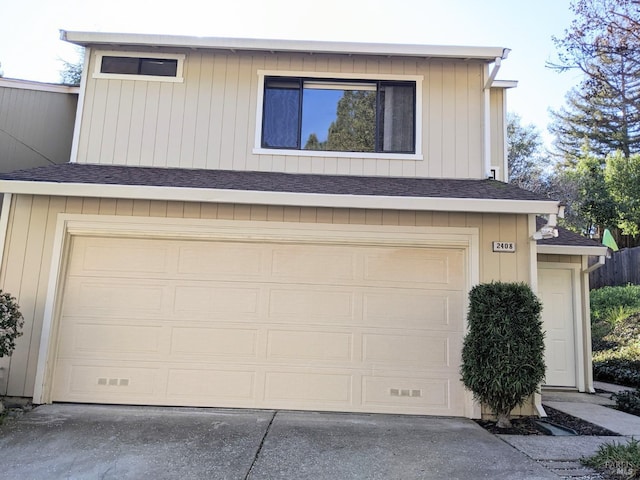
(100, 56), (178, 77)
(261, 76), (415, 154)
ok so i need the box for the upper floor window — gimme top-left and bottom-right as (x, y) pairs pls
(93, 51), (185, 82)
(261, 76), (416, 154)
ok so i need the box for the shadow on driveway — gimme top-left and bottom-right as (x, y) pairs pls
(0, 404), (557, 479)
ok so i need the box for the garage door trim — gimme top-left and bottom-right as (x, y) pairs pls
(34, 213), (480, 416)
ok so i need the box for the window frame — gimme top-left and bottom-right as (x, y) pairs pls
(93, 51), (185, 83)
(254, 70), (423, 160)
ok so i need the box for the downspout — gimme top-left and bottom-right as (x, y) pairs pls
(483, 49), (510, 179)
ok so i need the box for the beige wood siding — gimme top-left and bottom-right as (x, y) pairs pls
(77, 49), (486, 179)
(0, 195), (532, 399)
(0, 86), (77, 172)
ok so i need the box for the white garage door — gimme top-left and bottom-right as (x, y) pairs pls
(52, 235), (467, 416)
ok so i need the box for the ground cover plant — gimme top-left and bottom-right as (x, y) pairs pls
(582, 438), (640, 480)
(591, 285), (640, 390)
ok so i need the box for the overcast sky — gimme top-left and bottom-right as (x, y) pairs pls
(0, 0), (581, 145)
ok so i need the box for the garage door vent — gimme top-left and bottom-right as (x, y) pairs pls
(389, 388), (422, 398)
(97, 378), (130, 387)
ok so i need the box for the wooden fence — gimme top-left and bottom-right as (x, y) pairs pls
(590, 246), (640, 289)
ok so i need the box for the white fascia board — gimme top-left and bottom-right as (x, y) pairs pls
(491, 80), (518, 89)
(0, 77), (79, 94)
(537, 244), (609, 256)
(60, 30), (509, 61)
(0, 180), (560, 215)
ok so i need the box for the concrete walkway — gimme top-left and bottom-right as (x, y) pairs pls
(499, 383), (640, 479)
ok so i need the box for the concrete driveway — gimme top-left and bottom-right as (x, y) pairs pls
(0, 404), (557, 480)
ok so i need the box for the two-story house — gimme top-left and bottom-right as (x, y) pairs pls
(0, 31), (606, 418)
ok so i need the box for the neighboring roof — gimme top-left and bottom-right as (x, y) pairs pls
(0, 78), (79, 94)
(0, 164), (560, 215)
(60, 30), (510, 62)
(536, 217), (608, 255)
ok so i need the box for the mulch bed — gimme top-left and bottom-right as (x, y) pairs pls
(476, 405), (619, 436)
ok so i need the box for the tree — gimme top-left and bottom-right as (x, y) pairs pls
(605, 152), (640, 238)
(59, 48), (85, 86)
(461, 282), (545, 429)
(507, 113), (549, 192)
(324, 90), (376, 152)
(549, 0), (640, 161)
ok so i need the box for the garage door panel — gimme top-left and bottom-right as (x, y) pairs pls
(363, 290), (462, 330)
(166, 368), (256, 400)
(64, 279), (170, 317)
(264, 371), (353, 404)
(69, 238), (171, 276)
(270, 246), (357, 282)
(266, 330), (353, 362)
(177, 243), (264, 278)
(363, 333), (451, 368)
(52, 235), (468, 416)
(362, 375), (452, 412)
(59, 323), (164, 356)
(173, 285), (261, 318)
(363, 249), (464, 288)
(267, 288), (357, 322)
(170, 327), (258, 358)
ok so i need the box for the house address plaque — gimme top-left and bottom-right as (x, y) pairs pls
(492, 241), (516, 253)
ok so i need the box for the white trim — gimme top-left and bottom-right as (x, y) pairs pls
(0, 77), (80, 94)
(61, 30), (509, 62)
(92, 50), (185, 83)
(491, 80), (518, 89)
(0, 194), (12, 271)
(581, 256), (595, 393)
(538, 262), (585, 392)
(33, 214), (480, 416)
(537, 244), (608, 256)
(0, 180), (561, 215)
(69, 47), (90, 164)
(254, 70), (423, 160)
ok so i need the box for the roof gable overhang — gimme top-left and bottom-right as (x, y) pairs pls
(60, 30), (510, 62)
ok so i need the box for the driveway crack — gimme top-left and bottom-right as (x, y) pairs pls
(244, 410), (277, 480)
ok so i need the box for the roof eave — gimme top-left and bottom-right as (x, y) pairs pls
(0, 180), (559, 215)
(537, 244), (609, 256)
(60, 30), (509, 61)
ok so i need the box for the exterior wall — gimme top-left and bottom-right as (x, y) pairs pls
(0, 80), (78, 172)
(76, 47), (487, 179)
(0, 194), (533, 398)
(489, 88), (507, 182)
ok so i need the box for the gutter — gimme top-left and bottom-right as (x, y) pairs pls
(583, 255), (606, 274)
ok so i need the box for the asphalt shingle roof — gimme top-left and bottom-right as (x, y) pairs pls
(0, 163), (554, 202)
(536, 217), (604, 249)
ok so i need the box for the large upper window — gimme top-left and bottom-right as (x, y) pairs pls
(261, 76), (416, 154)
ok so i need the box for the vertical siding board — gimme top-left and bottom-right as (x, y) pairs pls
(498, 214), (518, 282)
(428, 62), (443, 178)
(140, 82), (161, 167)
(232, 55), (253, 171)
(248, 205), (267, 221)
(467, 63), (484, 179)
(283, 206), (301, 222)
(154, 83), (174, 168)
(77, 72), (96, 162)
(219, 56), (240, 170)
(148, 201), (168, 217)
(127, 82), (149, 166)
(112, 80), (135, 165)
(244, 55), (265, 172)
(166, 65), (187, 169)
(115, 199), (134, 216)
(217, 204), (235, 219)
(132, 200), (151, 217)
(81, 198), (101, 214)
(266, 206), (284, 222)
(183, 202), (201, 219)
(454, 63), (470, 178)
(441, 62), (456, 178)
(515, 214), (531, 282)
(180, 52), (202, 169)
(207, 54), (228, 170)
(85, 80), (109, 164)
(99, 80), (122, 164)
(19, 196), (54, 396)
(200, 203), (219, 219)
(166, 201), (185, 218)
(193, 53), (214, 170)
(98, 198), (117, 215)
(481, 213), (501, 282)
(64, 197), (84, 214)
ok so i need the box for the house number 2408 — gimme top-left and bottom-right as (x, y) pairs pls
(492, 241), (516, 252)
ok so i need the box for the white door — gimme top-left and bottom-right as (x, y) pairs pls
(51, 235), (468, 416)
(538, 267), (577, 388)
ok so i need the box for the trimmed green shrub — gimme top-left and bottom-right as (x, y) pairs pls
(0, 291), (23, 358)
(460, 282), (545, 428)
